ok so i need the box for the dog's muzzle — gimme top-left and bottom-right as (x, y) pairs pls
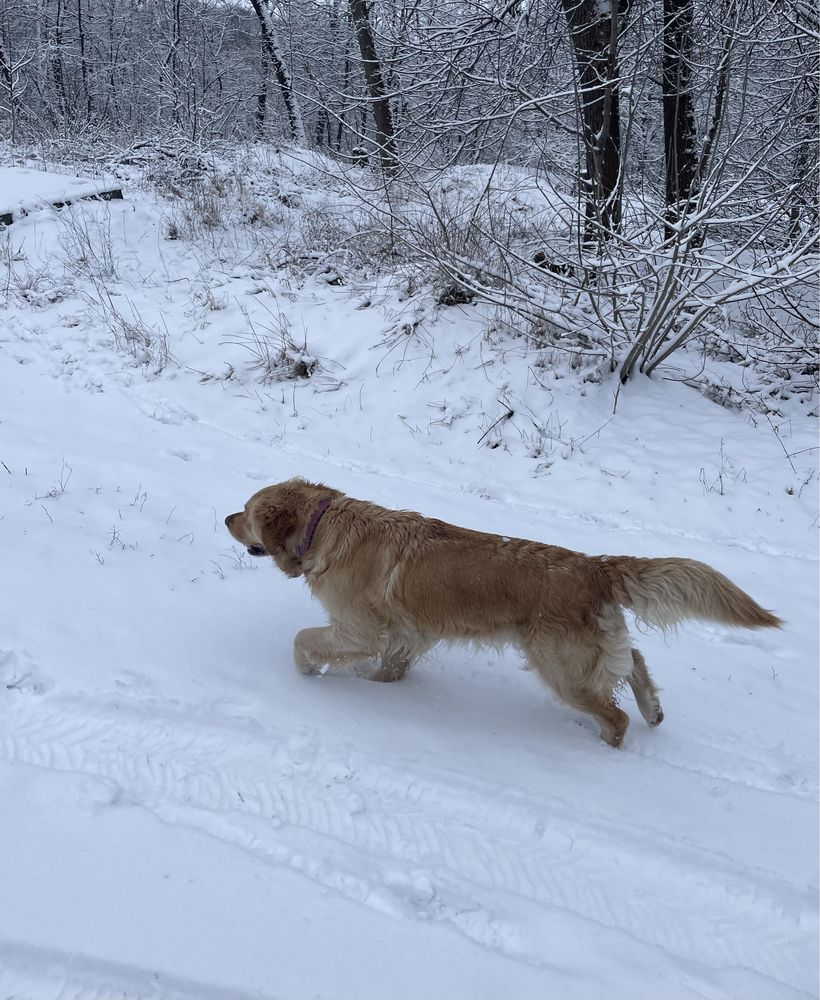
(247, 544), (267, 557)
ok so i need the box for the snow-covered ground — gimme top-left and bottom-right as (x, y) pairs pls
(1, 156), (818, 1000)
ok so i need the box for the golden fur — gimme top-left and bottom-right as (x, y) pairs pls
(225, 478), (782, 747)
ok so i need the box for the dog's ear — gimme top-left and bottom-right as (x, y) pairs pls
(257, 504), (303, 577)
(258, 503), (297, 552)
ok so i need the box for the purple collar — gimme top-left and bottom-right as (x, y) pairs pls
(297, 499), (331, 558)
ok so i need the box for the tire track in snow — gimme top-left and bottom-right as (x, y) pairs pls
(0, 938), (271, 1000)
(1, 692), (815, 996)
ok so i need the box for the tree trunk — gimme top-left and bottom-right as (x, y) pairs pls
(787, 69), (818, 244)
(347, 0), (399, 175)
(697, 0), (734, 185)
(254, 44), (268, 139)
(0, 36), (19, 142)
(160, 0), (182, 124)
(560, 0), (625, 243)
(335, 51), (351, 153)
(77, 0), (94, 118)
(662, 0), (698, 238)
(249, 0), (306, 144)
(48, 0), (69, 121)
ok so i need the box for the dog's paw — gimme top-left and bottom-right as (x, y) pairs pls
(294, 656), (319, 676)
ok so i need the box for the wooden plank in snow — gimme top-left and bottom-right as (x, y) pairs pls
(0, 187), (123, 227)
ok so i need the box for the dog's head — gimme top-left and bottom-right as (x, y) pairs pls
(225, 478), (341, 577)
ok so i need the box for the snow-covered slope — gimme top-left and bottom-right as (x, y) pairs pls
(1, 161), (817, 1000)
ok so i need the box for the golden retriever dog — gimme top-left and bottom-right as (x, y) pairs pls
(225, 478), (781, 747)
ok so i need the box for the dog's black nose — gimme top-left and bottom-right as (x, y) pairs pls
(224, 514), (233, 527)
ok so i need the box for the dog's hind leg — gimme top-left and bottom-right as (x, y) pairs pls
(367, 633), (433, 682)
(559, 684), (630, 748)
(525, 635), (630, 748)
(368, 650), (412, 682)
(628, 648), (664, 727)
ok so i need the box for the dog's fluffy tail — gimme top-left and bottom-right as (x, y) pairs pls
(601, 556), (782, 630)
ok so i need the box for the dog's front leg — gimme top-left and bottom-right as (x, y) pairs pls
(293, 626), (378, 677)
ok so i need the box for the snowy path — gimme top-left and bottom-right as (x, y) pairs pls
(1, 188), (817, 1000)
(2, 352), (816, 1000)
(2, 680), (816, 986)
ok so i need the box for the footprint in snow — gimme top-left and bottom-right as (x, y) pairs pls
(134, 394), (198, 426)
(0, 649), (51, 697)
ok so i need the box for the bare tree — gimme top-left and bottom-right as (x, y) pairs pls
(662, 0), (697, 237)
(249, 0), (306, 144)
(0, 36), (30, 142)
(76, 0), (93, 118)
(254, 40), (268, 139)
(348, 0), (398, 174)
(46, 0), (69, 121)
(561, 0), (627, 242)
